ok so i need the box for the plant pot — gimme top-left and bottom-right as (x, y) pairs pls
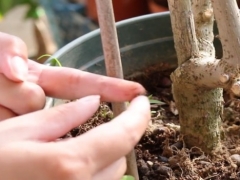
(86, 0), (149, 23)
(45, 12), (222, 108)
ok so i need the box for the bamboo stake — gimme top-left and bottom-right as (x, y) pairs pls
(95, 0), (139, 179)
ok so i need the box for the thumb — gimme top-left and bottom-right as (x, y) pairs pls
(0, 95), (100, 145)
(0, 56), (28, 82)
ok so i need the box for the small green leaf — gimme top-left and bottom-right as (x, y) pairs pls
(148, 94), (165, 105)
(148, 94), (153, 99)
(149, 99), (165, 105)
(38, 54), (62, 67)
(121, 175), (135, 180)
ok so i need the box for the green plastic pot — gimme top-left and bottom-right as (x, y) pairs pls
(45, 12), (222, 107)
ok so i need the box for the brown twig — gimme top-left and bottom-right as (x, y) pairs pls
(95, 0), (139, 179)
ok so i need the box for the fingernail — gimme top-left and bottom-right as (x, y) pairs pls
(10, 56), (28, 81)
(77, 95), (101, 103)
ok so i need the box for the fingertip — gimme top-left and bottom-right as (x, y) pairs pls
(128, 95), (151, 120)
(17, 83), (46, 114)
(3, 56), (28, 82)
(126, 82), (147, 100)
(129, 95), (150, 108)
(131, 94), (148, 101)
(135, 83), (147, 95)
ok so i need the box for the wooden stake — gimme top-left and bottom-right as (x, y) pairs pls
(95, 0), (139, 179)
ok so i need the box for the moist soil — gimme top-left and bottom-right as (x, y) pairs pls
(64, 63), (240, 180)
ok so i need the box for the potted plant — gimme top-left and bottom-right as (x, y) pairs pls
(42, 1), (240, 180)
(46, 9), (237, 179)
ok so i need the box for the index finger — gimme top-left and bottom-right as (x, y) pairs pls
(66, 95), (150, 174)
(29, 61), (146, 102)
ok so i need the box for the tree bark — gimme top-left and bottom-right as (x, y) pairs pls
(168, 0), (240, 154)
(211, 0), (240, 96)
(168, 0), (223, 153)
(212, 0), (240, 66)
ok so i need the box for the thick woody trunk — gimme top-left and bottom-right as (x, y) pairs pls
(168, 0), (222, 153)
(168, 0), (240, 154)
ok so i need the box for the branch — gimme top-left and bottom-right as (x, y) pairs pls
(168, 0), (199, 65)
(171, 0), (240, 96)
(211, 0), (240, 96)
(171, 57), (224, 88)
(212, 0), (240, 68)
(170, 0), (226, 89)
(192, 0), (215, 58)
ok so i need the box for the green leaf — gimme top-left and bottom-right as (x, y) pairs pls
(148, 94), (165, 105)
(25, 4), (44, 19)
(121, 175), (135, 180)
(0, 0), (18, 16)
(37, 54), (62, 67)
(0, 0), (40, 19)
(148, 94), (153, 99)
(149, 99), (166, 105)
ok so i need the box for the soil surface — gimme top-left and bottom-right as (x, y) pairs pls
(64, 63), (240, 180)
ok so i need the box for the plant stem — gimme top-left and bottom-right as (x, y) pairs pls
(212, 0), (240, 68)
(167, 0), (199, 65)
(95, 0), (139, 179)
(211, 0), (240, 96)
(168, 0), (223, 154)
(192, 0), (215, 58)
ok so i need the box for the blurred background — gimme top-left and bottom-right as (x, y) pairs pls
(2, 0), (238, 63)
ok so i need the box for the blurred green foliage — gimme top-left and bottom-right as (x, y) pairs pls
(0, 0), (43, 19)
(121, 175), (135, 180)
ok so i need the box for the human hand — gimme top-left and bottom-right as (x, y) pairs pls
(0, 32), (150, 179)
(0, 32), (45, 119)
(0, 95), (150, 180)
(0, 32), (146, 120)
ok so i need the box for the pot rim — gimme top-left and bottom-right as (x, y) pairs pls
(45, 12), (170, 65)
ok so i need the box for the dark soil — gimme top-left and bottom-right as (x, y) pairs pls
(64, 63), (240, 180)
